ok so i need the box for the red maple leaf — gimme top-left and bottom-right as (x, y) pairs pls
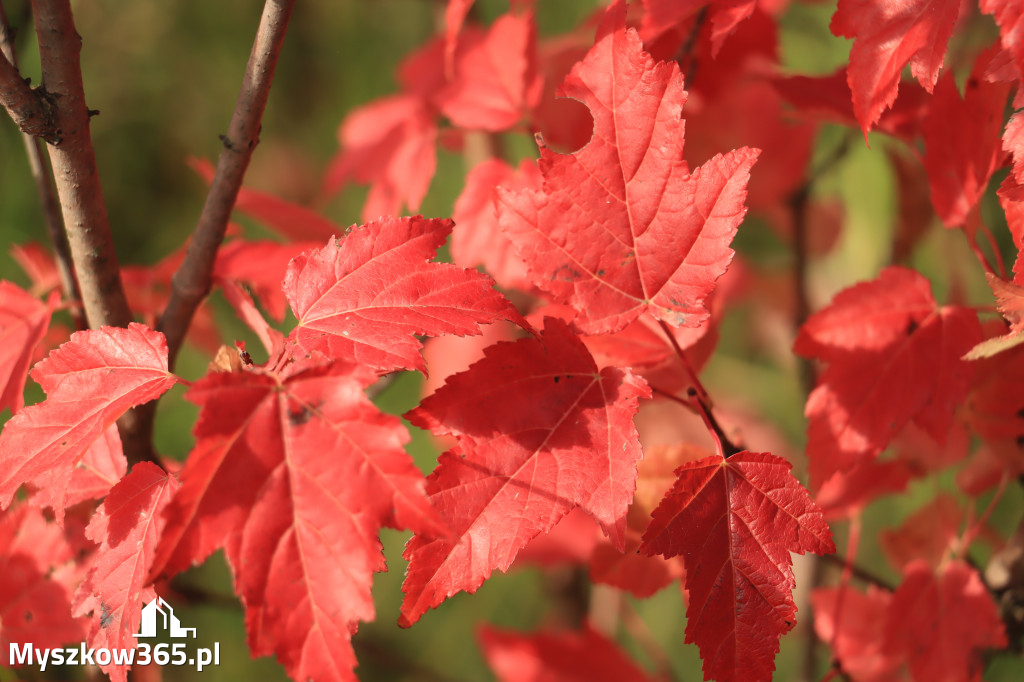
(73, 462), (179, 682)
(964, 274), (1024, 359)
(812, 585), (904, 682)
(30, 424), (127, 515)
(923, 66), (1009, 227)
(496, 4), (758, 335)
(879, 493), (963, 572)
(830, 0), (962, 136)
(0, 281), (57, 415)
(451, 158), (540, 292)
(478, 623), (657, 682)
(321, 93), (437, 221)
(189, 157), (341, 242)
(150, 357), (445, 682)
(400, 318), (649, 626)
(214, 239), (315, 322)
(982, 0), (1024, 84)
(0, 504), (87, 654)
(284, 215), (524, 373)
(0, 323), (178, 513)
(639, 451), (835, 682)
(438, 10), (542, 131)
(795, 267), (981, 489)
(640, 0), (758, 58)
(884, 559), (1007, 682)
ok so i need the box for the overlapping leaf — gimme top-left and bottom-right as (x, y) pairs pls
(0, 504), (87, 653)
(0, 323), (178, 513)
(496, 5), (758, 335)
(795, 267), (981, 489)
(400, 318), (649, 626)
(812, 586), (902, 682)
(640, 451), (835, 682)
(831, 0), (961, 135)
(923, 68), (1008, 227)
(0, 281), (57, 415)
(884, 560), (1006, 682)
(452, 158), (539, 292)
(150, 357), (446, 682)
(284, 215), (524, 373)
(322, 94), (437, 221)
(438, 10), (542, 131)
(73, 462), (179, 682)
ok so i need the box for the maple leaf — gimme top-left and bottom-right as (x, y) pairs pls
(438, 10), (542, 131)
(479, 623), (656, 682)
(0, 504), (87, 654)
(963, 274), (1024, 359)
(73, 462), (179, 682)
(321, 93), (437, 221)
(982, 0), (1024, 85)
(879, 493), (963, 572)
(150, 357), (445, 682)
(214, 239), (316, 322)
(10, 243), (61, 296)
(795, 267), (982, 489)
(639, 451), (835, 682)
(400, 318), (649, 626)
(30, 424), (127, 514)
(0, 281), (57, 415)
(812, 585), (904, 682)
(883, 559), (1006, 682)
(496, 4), (758, 335)
(640, 0), (757, 57)
(189, 157), (341, 241)
(451, 158), (540, 292)
(589, 442), (698, 597)
(772, 69), (928, 141)
(830, 0), (962, 136)
(923, 67), (1009, 227)
(284, 215), (524, 373)
(0, 323), (178, 513)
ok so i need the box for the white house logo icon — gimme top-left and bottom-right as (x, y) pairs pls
(133, 597), (196, 639)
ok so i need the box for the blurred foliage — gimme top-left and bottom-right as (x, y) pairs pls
(0, 0), (1022, 681)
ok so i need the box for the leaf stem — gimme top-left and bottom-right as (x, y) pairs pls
(820, 551), (894, 591)
(159, 0), (296, 370)
(656, 319), (710, 404)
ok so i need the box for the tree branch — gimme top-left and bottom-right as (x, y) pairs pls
(32, 0), (132, 330)
(0, 1), (84, 329)
(159, 0), (296, 369)
(0, 28), (56, 140)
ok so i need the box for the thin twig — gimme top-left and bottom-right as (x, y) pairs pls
(620, 598), (676, 681)
(0, 1), (83, 329)
(0, 23), (55, 139)
(820, 552), (895, 591)
(159, 0), (296, 369)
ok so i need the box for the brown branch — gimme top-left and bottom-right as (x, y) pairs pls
(159, 0), (296, 369)
(0, 1), (83, 329)
(0, 27), (56, 139)
(32, 0), (132, 329)
(30, 1), (161, 464)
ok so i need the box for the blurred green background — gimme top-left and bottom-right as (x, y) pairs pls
(1, 0), (1022, 681)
